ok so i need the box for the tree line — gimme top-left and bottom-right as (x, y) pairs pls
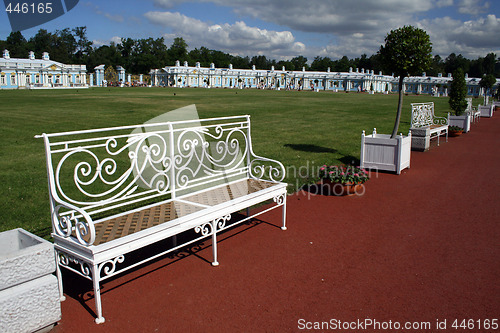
(1, 27), (499, 78)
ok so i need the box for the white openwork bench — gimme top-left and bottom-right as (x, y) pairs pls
(411, 102), (448, 146)
(36, 115), (287, 324)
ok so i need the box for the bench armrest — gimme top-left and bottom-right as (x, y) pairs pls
(51, 199), (96, 246)
(433, 116), (448, 126)
(249, 155), (286, 182)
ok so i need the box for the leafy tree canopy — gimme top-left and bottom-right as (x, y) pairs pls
(449, 68), (468, 116)
(379, 25), (433, 138)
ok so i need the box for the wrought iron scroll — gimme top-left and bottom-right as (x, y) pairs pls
(54, 132), (172, 207)
(249, 156), (286, 182)
(411, 103), (434, 128)
(173, 126), (248, 189)
(411, 102), (447, 128)
(194, 214), (231, 236)
(273, 193), (286, 205)
(57, 251), (91, 278)
(98, 255), (125, 280)
(53, 203), (96, 245)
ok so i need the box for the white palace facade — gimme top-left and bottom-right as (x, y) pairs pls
(151, 60), (499, 96)
(0, 50), (87, 89)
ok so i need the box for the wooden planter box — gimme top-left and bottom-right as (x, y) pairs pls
(360, 129), (411, 174)
(448, 113), (471, 133)
(0, 229), (61, 333)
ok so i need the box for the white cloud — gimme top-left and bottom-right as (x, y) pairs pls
(152, 0), (185, 9)
(436, 0), (454, 7)
(84, 2), (124, 22)
(148, 0), (499, 60)
(457, 0), (490, 15)
(420, 14), (500, 58)
(144, 11), (305, 58)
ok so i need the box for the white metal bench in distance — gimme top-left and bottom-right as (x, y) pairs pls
(36, 115), (287, 324)
(410, 102), (448, 146)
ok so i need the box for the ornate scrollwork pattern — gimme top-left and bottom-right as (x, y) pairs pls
(433, 116), (448, 125)
(55, 131), (172, 206)
(53, 204), (95, 245)
(273, 193), (286, 205)
(57, 251), (91, 277)
(214, 214), (231, 230)
(174, 126), (248, 189)
(98, 255), (125, 278)
(411, 103), (435, 128)
(194, 214), (232, 236)
(195, 222), (213, 236)
(249, 157), (286, 182)
(411, 102), (448, 128)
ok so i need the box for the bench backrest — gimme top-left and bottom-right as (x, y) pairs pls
(411, 102), (447, 128)
(38, 115), (283, 225)
(411, 102), (435, 128)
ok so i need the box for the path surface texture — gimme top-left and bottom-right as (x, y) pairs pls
(53, 115), (499, 333)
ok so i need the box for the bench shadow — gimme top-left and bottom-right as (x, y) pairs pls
(284, 143), (337, 154)
(60, 210), (279, 320)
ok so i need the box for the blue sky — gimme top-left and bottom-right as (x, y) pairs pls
(1, 0), (499, 62)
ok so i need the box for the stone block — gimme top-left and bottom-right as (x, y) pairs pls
(410, 127), (430, 137)
(0, 274), (61, 333)
(411, 135), (430, 151)
(0, 229), (55, 291)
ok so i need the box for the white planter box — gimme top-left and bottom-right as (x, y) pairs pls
(0, 229), (61, 333)
(360, 129), (411, 174)
(0, 229), (55, 291)
(479, 104), (494, 118)
(0, 275), (61, 333)
(448, 114), (471, 133)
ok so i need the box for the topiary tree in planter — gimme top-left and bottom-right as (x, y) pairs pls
(448, 68), (472, 132)
(378, 26), (433, 138)
(479, 74), (496, 98)
(449, 68), (467, 116)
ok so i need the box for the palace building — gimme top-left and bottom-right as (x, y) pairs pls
(0, 50), (88, 89)
(150, 60), (498, 96)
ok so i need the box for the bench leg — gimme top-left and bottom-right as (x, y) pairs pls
(281, 195), (287, 231)
(92, 264), (105, 324)
(211, 219), (219, 266)
(55, 253), (66, 302)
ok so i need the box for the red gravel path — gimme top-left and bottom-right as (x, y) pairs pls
(53, 116), (499, 333)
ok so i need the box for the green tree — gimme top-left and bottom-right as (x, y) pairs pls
(30, 29), (52, 58)
(310, 56), (334, 72)
(444, 53), (470, 75)
(479, 74), (497, 96)
(334, 56), (351, 72)
(6, 31), (29, 58)
(378, 25), (433, 138)
(290, 56), (308, 71)
(73, 26), (92, 63)
(169, 37), (188, 62)
(251, 55), (270, 70)
(449, 68), (468, 116)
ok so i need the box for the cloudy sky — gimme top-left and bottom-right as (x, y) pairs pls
(1, 0), (499, 62)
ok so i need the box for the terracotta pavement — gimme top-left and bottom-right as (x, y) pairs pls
(53, 114), (499, 333)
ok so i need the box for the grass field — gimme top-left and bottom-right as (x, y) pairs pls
(0, 87), (477, 239)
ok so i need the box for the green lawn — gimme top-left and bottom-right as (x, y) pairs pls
(0, 87), (477, 239)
